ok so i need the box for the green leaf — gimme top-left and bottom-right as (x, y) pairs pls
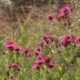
(58, 65), (62, 72)
(76, 49), (80, 58)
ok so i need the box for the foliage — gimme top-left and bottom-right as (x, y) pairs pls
(0, 0), (80, 80)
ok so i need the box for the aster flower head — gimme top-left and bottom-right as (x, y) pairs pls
(58, 12), (65, 20)
(47, 14), (54, 21)
(5, 40), (15, 50)
(34, 49), (41, 56)
(35, 56), (51, 64)
(33, 46), (41, 56)
(32, 63), (40, 69)
(8, 63), (21, 71)
(5, 41), (22, 52)
(60, 34), (72, 46)
(74, 37), (80, 46)
(43, 56), (51, 63)
(22, 48), (32, 57)
(60, 5), (72, 14)
(13, 45), (22, 51)
(46, 63), (57, 68)
(35, 59), (44, 65)
(22, 48), (30, 54)
(42, 34), (50, 43)
(42, 34), (56, 44)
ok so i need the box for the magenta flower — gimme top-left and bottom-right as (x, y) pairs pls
(34, 50), (41, 56)
(32, 63), (40, 69)
(34, 47), (41, 56)
(59, 34), (72, 46)
(36, 56), (51, 64)
(47, 14), (54, 21)
(39, 41), (49, 48)
(48, 35), (57, 41)
(34, 57), (46, 65)
(13, 45), (22, 51)
(32, 56), (52, 69)
(60, 5), (72, 14)
(5, 41), (22, 51)
(74, 37), (80, 46)
(27, 51), (33, 57)
(22, 48), (30, 54)
(43, 56), (51, 63)
(35, 59), (45, 65)
(58, 12), (65, 20)
(35, 46), (41, 51)
(42, 34), (57, 44)
(46, 63), (57, 68)
(32, 57), (45, 69)
(8, 63), (20, 71)
(42, 34), (50, 43)
(5, 41), (15, 50)
(58, 5), (72, 21)
(22, 48), (32, 57)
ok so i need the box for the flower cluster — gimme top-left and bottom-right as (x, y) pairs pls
(33, 34), (58, 56)
(1, 2), (80, 80)
(58, 5), (72, 26)
(5, 33), (80, 71)
(58, 5), (72, 20)
(5, 41), (22, 51)
(55, 34), (80, 47)
(5, 40), (33, 57)
(32, 56), (56, 69)
(40, 34), (58, 48)
(47, 5), (72, 27)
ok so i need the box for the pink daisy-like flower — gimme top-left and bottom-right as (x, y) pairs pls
(46, 63), (57, 68)
(74, 37), (80, 46)
(60, 5), (72, 14)
(58, 12), (65, 20)
(8, 63), (21, 71)
(34, 46), (41, 56)
(5, 41), (15, 50)
(47, 14), (54, 21)
(13, 45), (22, 51)
(42, 34), (57, 44)
(22, 48), (30, 54)
(34, 50), (41, 56)
(32, 63), (40, 69)
(43, 56), (51, 63)
(34, 59), (44, 65)
(22, 48), (32, 57)
(35, 56), (51, 64)
(5, 41), (22, 51)
(59, 34), (72, 46)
